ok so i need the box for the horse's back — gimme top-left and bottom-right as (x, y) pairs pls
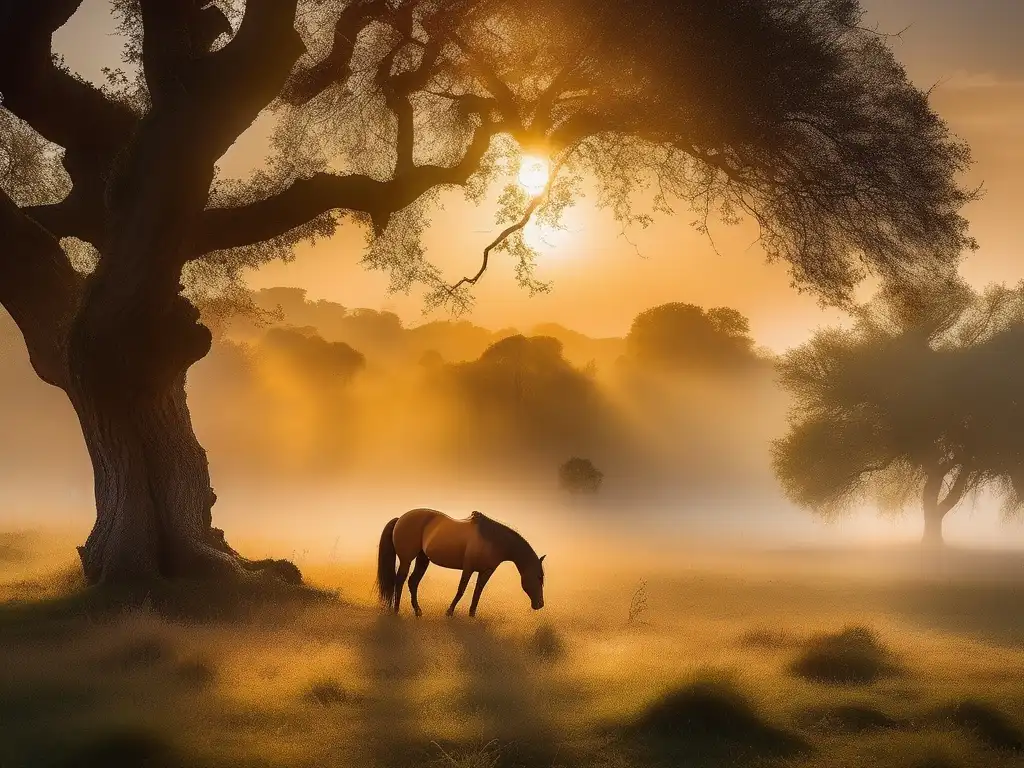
(391, 509), (459, 561)
(392, 508), (475, 569)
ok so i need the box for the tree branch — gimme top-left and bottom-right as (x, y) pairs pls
(445, 195), (545, 297)
(384, 33), (446, 176)
(197, 110), (501, 252)
(0, 0), (81, 34)
(451, 33), (519, 124)
(281, 0), (384, 106)
(938, 463), (974, 514)
(21, 194), (104, 246)
(0, 188), (82, 388)
(0, 1), (138, 239)
(198, 174), (383, 252)
(442, 154), (569, 299)
(138, 0), (197, 105)
(193, 0), (304, 158)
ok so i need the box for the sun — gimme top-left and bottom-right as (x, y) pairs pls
(518, 155), (550, 197)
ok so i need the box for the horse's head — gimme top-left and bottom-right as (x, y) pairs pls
(521, 554), (546, 610)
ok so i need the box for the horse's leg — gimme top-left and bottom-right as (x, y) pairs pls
(408, 552), (430, 618)
(446, 569), (473, 617)
(468, 568), (495, 618)
(393, 560), (411, 615)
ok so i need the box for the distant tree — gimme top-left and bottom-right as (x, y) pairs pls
(559, 457), (604, 495)
(418, 349), (445, 369)
(466, 335), (566, 410)
(406, 321), (497, 363)
(454, 335), (611, 462)
(0, 0), (976, 583)
(248, 288), (350, 339)
(626, 303), (757, 370)
(772, 279), (1024, 545)
(260, 328), (365, 386)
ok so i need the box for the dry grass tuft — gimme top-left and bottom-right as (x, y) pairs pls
(530, 623), (566, 661)
(619, 676), (811, 764)
(790, 625), (901, 685)
(305, 678), (352, 708)
(429, 740), (506, 768)
(935, 700), (1024, 753)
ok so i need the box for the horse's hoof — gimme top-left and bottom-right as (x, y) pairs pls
(445, 610), (455, 618)
(414, 609), (423, 618)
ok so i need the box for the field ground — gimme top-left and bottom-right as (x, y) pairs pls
(2, 528), (1024, 768)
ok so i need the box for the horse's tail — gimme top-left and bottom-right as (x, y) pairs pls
(375, 517), (400, 611)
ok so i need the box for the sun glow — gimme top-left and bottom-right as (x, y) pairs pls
(518, 155), (550, 196)
(523, 218), (575, 254)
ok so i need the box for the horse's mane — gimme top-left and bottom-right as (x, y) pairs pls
(470, 511), (540, 568)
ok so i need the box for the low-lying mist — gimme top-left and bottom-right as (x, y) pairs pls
(1, 288), (1022, 550)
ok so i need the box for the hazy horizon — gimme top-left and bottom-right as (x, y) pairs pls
(3, 288), (1023, 553)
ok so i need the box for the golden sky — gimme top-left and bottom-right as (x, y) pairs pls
(54, 0), (1024, 351)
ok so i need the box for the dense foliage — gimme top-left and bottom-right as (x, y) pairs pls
(772, 279), (1024, 542)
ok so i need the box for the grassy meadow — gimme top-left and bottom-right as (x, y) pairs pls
(2, 528), (1024, 768)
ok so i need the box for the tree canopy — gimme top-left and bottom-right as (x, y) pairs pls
(558, 457), (604, 495)
(772, 279), (1024, 543)
(626, 303), (759, 370)
(3, 0), (976, 316)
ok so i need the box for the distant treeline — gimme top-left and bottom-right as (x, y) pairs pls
(182, 288), (785, 498)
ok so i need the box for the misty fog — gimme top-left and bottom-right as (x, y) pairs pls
(1, 288), (1020, 558)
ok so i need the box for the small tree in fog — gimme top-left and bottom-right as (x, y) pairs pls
(418, 349), (445, 370)
(772, 279), (1024, 545)
(626, 304), (758, 371)
(559, 457), (604, 495)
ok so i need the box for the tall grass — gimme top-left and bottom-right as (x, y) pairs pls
(1, 533), (1023, 767)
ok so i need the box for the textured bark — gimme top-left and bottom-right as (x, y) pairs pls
(73, 373), (303, 585)
(75, 374), (215, 583)
(0, 192), (82, 388)
(64, 171), (300, 585)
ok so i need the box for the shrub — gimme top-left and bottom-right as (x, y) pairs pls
(940, 700), (1024, 752)
(305, 679), (350, 708)
(530, 624), (565, 661)
(624, 678), (809, 761)
(790, 626), (900, 685)
(558, 457), (604, 494)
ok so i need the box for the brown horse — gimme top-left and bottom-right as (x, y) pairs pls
(376, 509), (546, 617)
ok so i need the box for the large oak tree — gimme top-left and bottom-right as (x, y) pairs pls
(0, 0), (976, 583)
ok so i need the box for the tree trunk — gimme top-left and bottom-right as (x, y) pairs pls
(64, 248), (300, 585)
(922, 502), (945, 547)
(921, 465), (946, 546)
(72, 371), (302, 585)
(920, 461), (974, 548)
(76, 372), (212, 583)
